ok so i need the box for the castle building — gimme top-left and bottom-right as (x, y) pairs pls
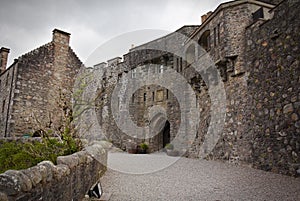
(0, 29), (82, 137)
(0, 0), (299, 176)
(91, 0), (300, 176)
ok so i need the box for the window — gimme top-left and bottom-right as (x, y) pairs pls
(131, 69), (136, 78)
(166, 89), (169, 100)
(118, 73), (122, 82)
(152, 92), (155, 101)
(198, 30), (211, 51)
(132, 94), (135, 103)
(143, 93), (147, 102)
(158, 65), (164, 74)
(180, 58), (183, 72)
(252, 7), (264, 21)
(2, 100), (5, 113)
(6, 73), (9, 86)
(217, 24), (221, 45)
(214, 27), (217, 47)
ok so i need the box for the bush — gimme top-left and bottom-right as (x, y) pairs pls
(0, 137), (81, 174)
(140, 142), (149, 150)
(165, 143), (174, 150)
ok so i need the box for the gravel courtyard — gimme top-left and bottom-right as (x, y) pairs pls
(101, 152), (300, 201)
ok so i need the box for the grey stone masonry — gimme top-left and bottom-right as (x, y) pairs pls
(0, 29), (83, 137)
(0, 141), (108, 201)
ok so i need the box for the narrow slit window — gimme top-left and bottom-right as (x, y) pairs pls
(214, 27), (217, 47)
(217, 24), (221, 45)
(131, 69), (136, 78)
(6, 73), (9, 86)
(2, 100), (5, 113)
(166, 89), (169, 100)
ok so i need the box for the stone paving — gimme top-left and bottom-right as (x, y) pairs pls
(100, 152), (300, 201)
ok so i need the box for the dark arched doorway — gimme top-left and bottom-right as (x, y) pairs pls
(162, 121), (170, 148)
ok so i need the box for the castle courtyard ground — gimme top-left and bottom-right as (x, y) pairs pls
(101, 152), (300, 201)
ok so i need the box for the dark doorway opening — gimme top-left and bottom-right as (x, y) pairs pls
(162, 121), (170, 148)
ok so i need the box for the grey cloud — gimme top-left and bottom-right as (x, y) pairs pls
(0, 0), (227, 65)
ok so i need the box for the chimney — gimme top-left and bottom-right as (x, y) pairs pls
(52, 29), (70, 45)
(201, 11), (213, 24)
(201, 14), (207, 24)
(207, 11), (213, 18)
(0, 47), (10, 73)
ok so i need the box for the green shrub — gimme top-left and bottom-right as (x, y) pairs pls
(165, 143), (174, 150)
(0, 137), (81, 174)
(140, 142), (149, 150)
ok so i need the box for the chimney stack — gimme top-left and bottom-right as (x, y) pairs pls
(52, 29), (70, 45)
(201, 11), (213, 24)
(0, 47), (10, 73)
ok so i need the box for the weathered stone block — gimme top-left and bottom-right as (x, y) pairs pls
(283, 103), (293, 114)
(4, 170), (32, 193)
(57, 154), (80, 169)
(0, 192), (8, 201)
(37, 161), (55, 182)
(0, 172), (21, 195)
(21, 166), (42, 187)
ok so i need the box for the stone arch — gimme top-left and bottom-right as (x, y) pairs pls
(198, 30), (211, 52)
(149, 112), (170, 151)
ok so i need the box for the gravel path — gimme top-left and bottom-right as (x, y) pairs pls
(100, 152), (300, 201)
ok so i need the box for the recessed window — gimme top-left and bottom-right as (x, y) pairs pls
(198, 30), (211, 51)
(214, 27), (217, 47)
(2, 100), (5, 113)
(131, 69), (136, 78)
(180, 58), (183, 72)
(6, 73), (9, 86)
(118, 73), (122, 82)
(217, 24), (221, 45)
(166, 89), (169, 100)
(159, 65), (164, 73)
(143, 93), (147, 102)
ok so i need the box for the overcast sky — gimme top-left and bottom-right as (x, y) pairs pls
(0, 0), (227, 66)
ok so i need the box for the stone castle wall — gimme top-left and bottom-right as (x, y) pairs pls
(246, 0), (300, 175)
(89, 0), (299, 176)
(0, 60), (17, 137)
(0, 29), (82, 137)
(95, 1), (274, 158)
(0, 142), (108, 201)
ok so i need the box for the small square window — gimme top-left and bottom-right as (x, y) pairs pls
(131, 69), (137, 78)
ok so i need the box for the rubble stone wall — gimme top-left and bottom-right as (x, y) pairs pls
(0, 142), (107, 201)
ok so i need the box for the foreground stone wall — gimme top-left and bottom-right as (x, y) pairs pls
(0, 141), (107, 201)
(246, 0), (300, 175)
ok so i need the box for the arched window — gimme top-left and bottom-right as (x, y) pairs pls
(186, 44), (196, 65)
(198, 30), (211, 52)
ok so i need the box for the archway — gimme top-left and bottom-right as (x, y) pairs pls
(198, 30), (211, 51)
(162, 120), (170, 148)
